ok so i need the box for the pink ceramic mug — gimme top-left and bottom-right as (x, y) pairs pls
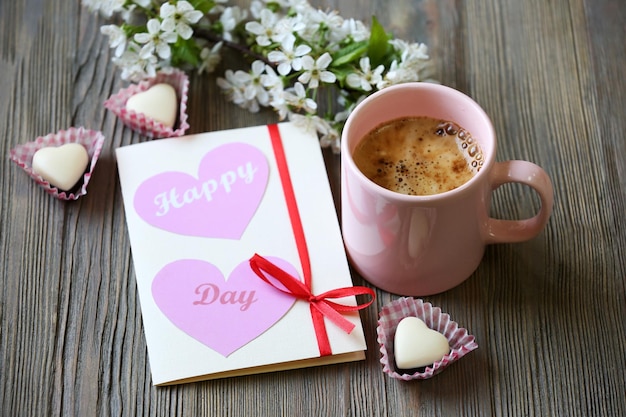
(341, 83), (554, 296)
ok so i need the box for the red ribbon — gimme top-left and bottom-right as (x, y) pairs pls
(249, 254), (375, 356)
(249, 124), (375, 357)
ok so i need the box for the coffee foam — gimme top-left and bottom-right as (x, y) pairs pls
(353, 117), (483, 196)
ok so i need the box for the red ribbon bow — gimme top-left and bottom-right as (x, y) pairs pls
(249, 254), (375, 356)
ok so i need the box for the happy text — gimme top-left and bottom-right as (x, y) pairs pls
(153, 162), (258, 216)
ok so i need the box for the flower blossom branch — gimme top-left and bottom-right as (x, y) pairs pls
(86, 0), (435, 152)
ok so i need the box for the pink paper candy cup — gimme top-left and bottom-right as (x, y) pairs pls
(104, 68), (190, 138)
(9, 127), (106, 201)
(377, 297), (478, 380)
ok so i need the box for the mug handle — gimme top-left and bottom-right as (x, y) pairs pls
(485, 160), (554, 244)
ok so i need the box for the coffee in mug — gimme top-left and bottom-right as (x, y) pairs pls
(352, 116), (482, 196)
(341, 83), (554, 296)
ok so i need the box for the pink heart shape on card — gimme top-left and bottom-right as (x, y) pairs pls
(134, 142), (269, 239)
(152, 258), (297, 357)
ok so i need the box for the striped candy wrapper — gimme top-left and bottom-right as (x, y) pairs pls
(104, 69), (190, 139)
(377, 297), (478, 380)
(9, 127), (106, 201)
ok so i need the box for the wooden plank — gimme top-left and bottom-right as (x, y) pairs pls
(0, 0), (625, 415)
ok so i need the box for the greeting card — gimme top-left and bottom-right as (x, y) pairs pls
(116, 123), (374, 385)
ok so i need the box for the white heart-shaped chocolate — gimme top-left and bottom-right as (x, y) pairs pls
(125, 83), (178, 128)
(394, 316), (450, 369)
(32, 143), (89, 191)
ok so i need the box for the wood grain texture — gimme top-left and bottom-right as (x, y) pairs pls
(1, 0), (625, 416)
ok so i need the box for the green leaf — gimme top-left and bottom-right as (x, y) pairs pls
(367, 16), (389, 68)
(265, 2), (283, 13)
(121, 24), (145, 39)
(171, 38), (201, 68)
(329, 65), (354, 87)
(188, 0), (215, 15)
(330, 40), (368, 67)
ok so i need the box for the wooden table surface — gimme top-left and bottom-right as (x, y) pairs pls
(1, 0), (625, 416)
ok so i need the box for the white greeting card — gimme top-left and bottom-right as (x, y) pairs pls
(116, 123), (372, 385)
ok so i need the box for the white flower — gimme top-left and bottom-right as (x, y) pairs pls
(248, 0), (264, 19)
(289, 114), (335, 147)
(260, 64), (283, 92)
(346, 57), (384, 92)
(307, 8), (344, 32)
(252, 0), (302, 11)
(267, 90), (290, 120)
(243, 60), (270, 106)
(82, 0), (125, 18)
(100, 24), (127, 57)
(376, 40), (431, 89)
(319, 126), (341, 153)
(208, 0), (228, 14)
(220, 6), (248, 42)
(245, 8), (279, 46)
(261, 65), (288, 118)
(198, 42), (223, 74)
(217, 69), (259, 112)
(392, 39), (430, 64)
(270, 98), (290, 120)
(117, 4), (138, 23)
(301, 8), (343, 45)
(160, 1), (204, 40)
(289, 113), (320, 135)
(267, 36), (311, 76)
(341, 18), (370, 42)
(134, 19), (177, 59)
(289, 0), (311, 10)
(217, 60), (269, 112)
(274, 15), (307, 43)
(284, 82), (317, 114)
(112, 41), (158, 81)
(216, 69), (243, 99)
(298, 53), (336, 89)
